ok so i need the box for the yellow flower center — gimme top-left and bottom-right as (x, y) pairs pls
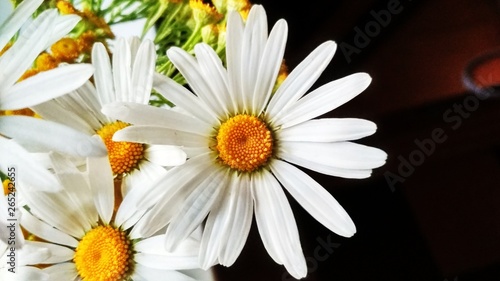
(36, 53), (60, 71)
(216, 114), (273, 172)
(51, 38), (80, 63)
(74, 225), (133, 281)
(56, 0), (78, 15)
(3, 179), (13, 196)
(190, 0), (223, 25)
(97, 121), (144, 175)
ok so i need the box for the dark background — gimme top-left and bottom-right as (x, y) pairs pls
(213, 0), (500, 280)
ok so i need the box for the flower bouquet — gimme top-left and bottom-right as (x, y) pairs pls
(0, 0), (387, 280)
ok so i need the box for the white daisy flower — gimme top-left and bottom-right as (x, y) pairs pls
(32, 36), (187, 195)
(0, 240), (53, 280)
(19, 152), (202, 281)
(106, 4), (387, 279)
(0, 0), (106, 192)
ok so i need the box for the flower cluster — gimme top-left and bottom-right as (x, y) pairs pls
(0, 0), (386, 280)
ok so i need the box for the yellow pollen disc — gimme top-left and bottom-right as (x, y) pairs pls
(97, 121), (144, 175)
(3, 179), (13, 196)
(56, 0), (78, 15)
(51, 38), (80, 62)
(36, 53), (60, 71)
(74, 226), (132, 281)
(216, 114), (273, 172)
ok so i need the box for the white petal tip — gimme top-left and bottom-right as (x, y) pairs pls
(337, 222), (357, 238)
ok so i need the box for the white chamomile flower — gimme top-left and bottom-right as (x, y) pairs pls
(19, 152), (202, 281)
(104, 4), (387, 279)
(32, 36), (187, 195)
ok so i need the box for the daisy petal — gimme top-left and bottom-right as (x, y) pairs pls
(20, 208), (79, 248)
(133, 264), (195, 281)
(92, 42), (115, 106)
(140, 153), (212, 210)
(20, 187), (85, 239)
(17, 241), (50, 266)
(240, 5), (267, 113)
(87, 156), (114, 224)
(276, 73), (372, 128)
(267, 41), (337, 121)
(168, 47), (224, 117)
(199, 204), (225, 269)
(252, 170), (307, 279)
(31, 99), (95, 135)
(33, 81), (109, 131)
(135, 235), (199, 270)
(73, 81), (112, 124)
(144, 145), (187, 167)
(42, 262), (78, 280)
(128, 36), (141, 62)
(278, 118), (377, 142)
(194, 43), (234, 115)
(136, 159), (170, 183)
(0, 0), (43, 50)
(113, 125), (207, 147)
(253, 19), (287, 115)
(218, 174), (253, 266)
(115, 175), (153, 229)
(131, 39), (155, 104)
(0, 266), (49, 281)
(119, 158), (169, 198)
(153, 73), (216, 125)
(0, 10), (54, 90)
(102, 102), (208, 134)
(1, 63), (94, 110)
(47, 14), (81, 48)
(27, 241), (74, 264)
(129, 155), (214, 238)
(0, 137), (59, 191)
(113, 37), (132, 102)
(225, 8), (245, 112)
(0, 116), (107, 157)
(280, 141), (387, 170)
(165, 169), (227, 251)
(135, 235), (199, 255)
(49, 152), (97, 229)
(280, 153), (373, 179)
(271, 159), (356, 237)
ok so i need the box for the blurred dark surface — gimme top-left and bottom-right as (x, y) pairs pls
(214, 0), (500, 280)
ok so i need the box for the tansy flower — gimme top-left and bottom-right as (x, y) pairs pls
(18, 153), (203, 281)
(32, 37), (187, 195)
(105, 4), (387, 279)
(0, 0), (105, 192)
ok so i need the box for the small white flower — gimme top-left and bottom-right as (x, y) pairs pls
(32, 36), (187, 195)
(19, 152), (201, 281)
(106, 4), (387, 279)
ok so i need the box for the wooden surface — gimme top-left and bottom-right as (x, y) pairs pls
(214, 0), (500, 280)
